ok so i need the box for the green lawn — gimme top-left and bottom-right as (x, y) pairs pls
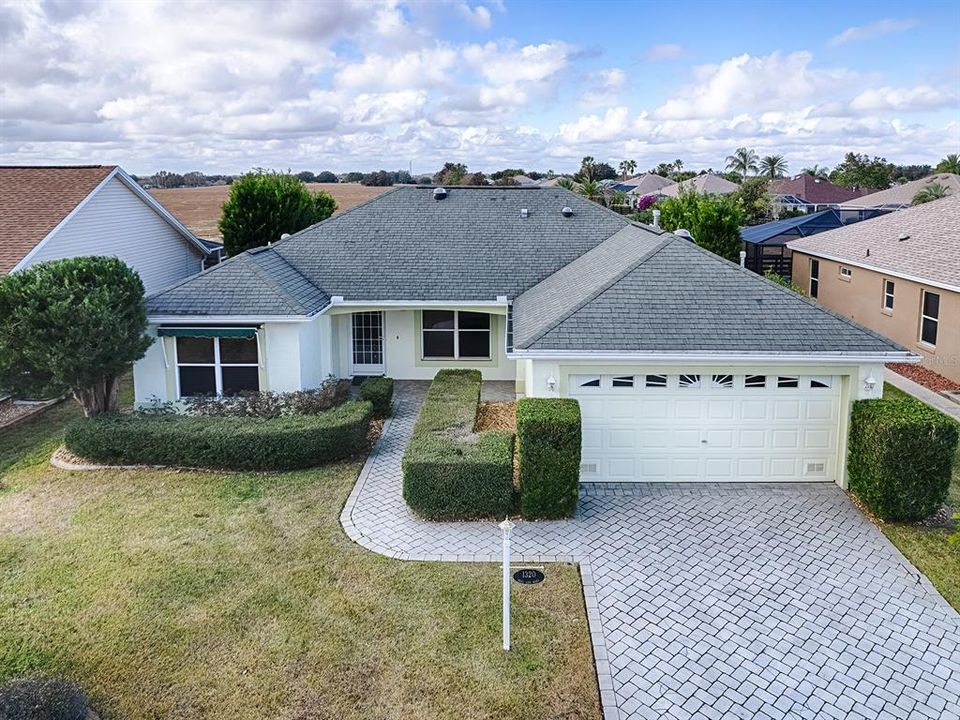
(0, 397), (599, 719)
(878, 383), (960, 609)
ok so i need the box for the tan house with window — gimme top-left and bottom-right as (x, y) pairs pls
(789, 195), (960, 384)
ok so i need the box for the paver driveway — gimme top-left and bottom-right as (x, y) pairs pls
(341, 382), (960, 720)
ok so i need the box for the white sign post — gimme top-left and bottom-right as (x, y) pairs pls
(499, 518), (515, 651)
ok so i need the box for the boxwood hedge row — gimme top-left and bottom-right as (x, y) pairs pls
(848, 396), (958, 521)
(360, 376), (394, 418)
(517, 398), (581, 519)
(64, 400), (373, 471)
(402, 369), (514, 520)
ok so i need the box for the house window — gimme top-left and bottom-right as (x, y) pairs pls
(678, 374), (701, 388)
(777, 376), (799, 388)
(809, 376), (832, 389)
(745, 375), (766, 388)
(421, 310), (491, 359)
(883, 279), (895, 312)
(712, 374), (734, 388)
(920, 291), (939, 346)
(645, 374), (667, 388)
(839, 266), (852, 281)
(577, 376), (601, 388)
(176, 336), (259, 398)
(612, 375), (635, 388)
(809, 259), (819, 299)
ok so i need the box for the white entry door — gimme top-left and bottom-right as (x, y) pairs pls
(569, 372), (841, 482)
(351, 311), (385, 375)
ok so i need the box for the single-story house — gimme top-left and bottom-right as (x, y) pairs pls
(841, 173), (960, 212)
(790, 194), (960, 384)
(623, 174), (673, 197)
(135, 186), (916, 486)
(0, 165), (216, 293)
(770, 175), (872, 213)
(740, 209), (848, 279)
(658, 174), (739, 198)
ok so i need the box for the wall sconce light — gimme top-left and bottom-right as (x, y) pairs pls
(546, 375), (557, 391)
(864, 374), (877, 391)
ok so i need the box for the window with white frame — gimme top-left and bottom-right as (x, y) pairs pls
(777, 375), (799, 388)
(176, 336), (259, 397)
(712, 374), (734, 388)
(645, 374), (667, 388)
(421, 310), (491, 359)
(745, 374), (766, 388)
(809, 376), (832, 389)
(839, 266), (852, 280)
(612, 375), (635, 388)
(882, 279), (895, 312)
(809, 259), (820, 299)
(920, 290), (939, 346)
(678, 374), (701, 388)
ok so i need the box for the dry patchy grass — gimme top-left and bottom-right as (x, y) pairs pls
(0, 399), (598, 719)
(150, 183), (393, 240)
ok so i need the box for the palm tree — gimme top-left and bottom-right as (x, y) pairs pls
(725, 147), (759, 179)
(802, 165), (829, 179)
(759, 155), (789, 179)
(618, 159), (637, 180)
(911, 183), (951, 205)
(556, 177), (575, 190)
(935, 154), (960, 175)
(578, 178), (602, 204)
(673, 159), (684, 177)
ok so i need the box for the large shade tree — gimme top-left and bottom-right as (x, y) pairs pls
(725, 147), (759, 179)
(219, 170), (336, 256)
(657, 189), (745, 262)
(0, 257), (153, 415)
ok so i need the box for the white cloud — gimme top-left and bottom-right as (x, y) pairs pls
(829, 18), (919, 46)
(581, 68), (626, 107)
(643, 44), (685, 62)
(848, 85), (958, 113)
(464, 41), (571, 85)
(334, 48), (458, 92)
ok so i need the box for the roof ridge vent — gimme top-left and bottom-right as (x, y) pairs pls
(433, 187), (447, 200)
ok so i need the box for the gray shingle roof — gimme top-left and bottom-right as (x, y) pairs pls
(841, 173), (960, 209)
(515, 238), (905, 354)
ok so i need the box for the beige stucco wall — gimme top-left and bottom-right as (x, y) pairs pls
(792, 252), (960, 384)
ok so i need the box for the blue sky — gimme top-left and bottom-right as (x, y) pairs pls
(1, 0), (957, 175)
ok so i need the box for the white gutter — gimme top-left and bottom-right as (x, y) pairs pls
(148, 314), (310, 324)
(507, 349), (920, 363)
(327, 298), (509, 308)
(788, 248), (960, 293)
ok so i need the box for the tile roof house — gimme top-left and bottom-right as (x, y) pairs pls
(840, 173), (960, 210)
(789, 194), (960, 383)
(0, 165), (214, 292)
(658, 174), (739, 198)
(623, 173), (673, 197)
(770, 175), (872, 209)
(136, 186), (915, 486)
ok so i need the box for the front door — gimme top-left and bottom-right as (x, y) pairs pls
(351, 311), (385, 375)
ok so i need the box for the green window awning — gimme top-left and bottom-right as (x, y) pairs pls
(158, 327), (257, 339)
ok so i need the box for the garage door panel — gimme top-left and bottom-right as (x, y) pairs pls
(572, 373), (841, 483)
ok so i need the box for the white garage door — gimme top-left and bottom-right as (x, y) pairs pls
(569, 372), (841, 482)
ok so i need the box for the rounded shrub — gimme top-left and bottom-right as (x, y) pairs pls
(360, 377), (394, 418)
(848, 397), (958, 521)
(517, 398), (581, 519)
(64, 401), (373, 471)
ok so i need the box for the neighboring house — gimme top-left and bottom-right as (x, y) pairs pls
(740, 209), (848, 279)
(841, 173), (960, 211)
(509, 174), (538, 186)
(790, 195), (960, 384)
(134, 186), (914, 486)
(0, 165), (214, 293)
(624, 173), (673, 197)
(771, 175), (871, 213)
(658, 173), (739, 197)
(537, 176), (575, 188)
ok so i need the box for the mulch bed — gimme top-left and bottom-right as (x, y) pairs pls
(0, 398), (62, 430)
(887, 363), (960, 393)
(475, 402), (517, 432)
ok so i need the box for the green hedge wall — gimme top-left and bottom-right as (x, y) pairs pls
(360, 377), (394, 418)
(517, 398), (582, 519)
(65, 400), (373, 471)
(402, 369), (514, 520)
(848, 397), (958, 521)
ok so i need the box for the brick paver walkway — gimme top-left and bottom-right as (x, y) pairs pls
(341, 382), (960, 720)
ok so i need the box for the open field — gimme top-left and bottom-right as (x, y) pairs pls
(0, 391), (598, 720)
(150, 183), (393, 241)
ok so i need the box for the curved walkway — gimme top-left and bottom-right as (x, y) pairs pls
(341, 382), (960, 720)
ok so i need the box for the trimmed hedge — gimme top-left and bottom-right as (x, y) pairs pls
(360, 377), (394, 418)
(517, 398), (581, 519)
(848, 397), (958, 521)
(64, 400), (373, 471)
(402, 369), (514, 520)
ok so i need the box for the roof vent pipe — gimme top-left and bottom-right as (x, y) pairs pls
(433, 187), (447, 200)
(674, 228), (695, 243)
(652, 209), (661, 229)
(739, 250), (746, 268)
(898, 233), (910, 241)
(560, 206), (574, 217)
(280, 233), (291, 241)
(520, 208), (529, 218)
